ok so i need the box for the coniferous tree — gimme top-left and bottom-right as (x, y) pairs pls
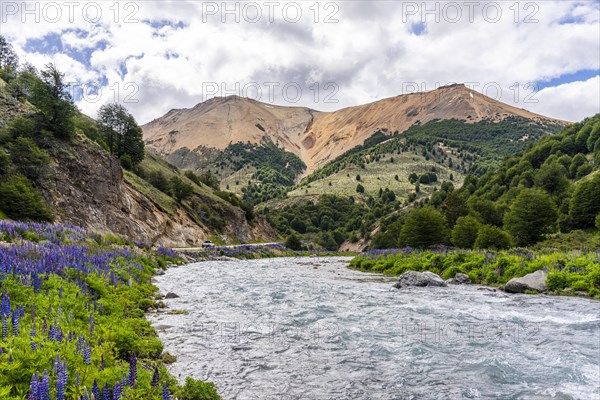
(28, 64), (75, 140)
(97, 103), (144, 167)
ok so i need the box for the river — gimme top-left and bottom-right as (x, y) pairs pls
(148, 257), (600, 400)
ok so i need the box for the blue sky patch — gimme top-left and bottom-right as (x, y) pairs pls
(411, 22), (426, 36)
(536, 69), (599, 90)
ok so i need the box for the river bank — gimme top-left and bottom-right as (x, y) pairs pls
(350, 247), (600, 299)
(0, 220), (220, 399)
(150, 256), (600, 400)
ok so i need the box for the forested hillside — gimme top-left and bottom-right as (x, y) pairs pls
(0, 38), (275, 246)
(371, 114), (600, 250)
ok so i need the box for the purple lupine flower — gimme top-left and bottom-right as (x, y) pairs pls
(30, 320), (36, 338)
(99, 355), (104, 371)
(0, 292), (10, 318)
(89, 312), (94, 336)
(12, 312), (20, 336)
(128, 353), (137, 386)
(83, 344), (91, 365)
(76, 334), (84, 353)
(162, 382), (171, 400)
(56, 363), (66, 400)
(103, 383), (111, 400)
(28, 373), (39, 400)
(151, 367), (160, 387)
(1, 318), (8, 340)
(83, 387), (91, 400)
(30, 339), (37, 351)
(92, 379), (100, 400)
(113, 382), (122, 400)
(40, 370), (51, 400)
(76, 372), (80, 387)
(121, 372), (127, 388)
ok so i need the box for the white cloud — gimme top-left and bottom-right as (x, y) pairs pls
(1, 1), (598, 124)
(527, 76), (600, 122)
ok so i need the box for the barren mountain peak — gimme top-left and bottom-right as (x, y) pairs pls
(142, 85), (566, 175)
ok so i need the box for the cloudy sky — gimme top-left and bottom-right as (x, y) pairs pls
(1, 1), (599, 124)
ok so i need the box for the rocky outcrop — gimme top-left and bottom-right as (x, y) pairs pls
(41, 134), (276, 247)
(446, 273), (471, 285)
(505, 270), (547, 293)
(394, 271), (447, 289)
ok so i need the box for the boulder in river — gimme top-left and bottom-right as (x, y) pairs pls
(394, 271), (446, 289)
(504, 270), (547, 293)
(164, 292), (180, 299)
(446, 272), (471, 285)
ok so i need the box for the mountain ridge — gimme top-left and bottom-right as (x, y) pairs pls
(143, 84), (567, 176)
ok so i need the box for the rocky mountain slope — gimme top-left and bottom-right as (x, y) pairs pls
(143, 84), (566, 175)
(0, 79), (276, 247)
(43, 134), (275, 247)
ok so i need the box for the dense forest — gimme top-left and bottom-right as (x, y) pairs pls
(372, 114), (600, 250)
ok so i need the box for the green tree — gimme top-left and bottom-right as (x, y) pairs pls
(290, 218), (307, 234)
(0, 35), (19, 71)
(9, 137), (50, 183)
(198, 171), (220, 190)
(468, 196), (504, 227)
(284, 233), (303, 250)
(474, 225), (511, 249)
(595, 213), (600, 231)
(184, 171), (201, 186)
(569, 153), (588, 178)
(0, 175), (53, 221)
(504, 188), (557, 246)
(30, 63), (75, 140)
(534, 161), (569, 195)
(451, 216), (480, 249)
(442, 190), (468, 228)
(97, 103), (144, 166)
(399, 207), (448, 248)
(170, 176), (194, 202)
(356, 174), (361, 181)
(316, 231), (338, 250)
(0, 149), (11, 179)
(356, 183), (365, 193)
(569, 174), (600, 229)
(146, 170), (170, 193)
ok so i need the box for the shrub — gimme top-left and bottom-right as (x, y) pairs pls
(9, 136), (51, 183)
(177, 377), (221, 400)
(170, 176), (194, 202)
(284, 233), (302, 250)
(146, 170), (170, 193)
(419, 172), (438, 184)
(356, 183), (365, 193)
(474, 225), (511, 250)
(0, 175), (54, 221)
(504, 188), (557, 246)
(596, 213), (600, 231)
(451, 216), (480, 249)
(547, 271), (568, 291)
(399, 207), (448, 248)
(569, 174), (600, 229)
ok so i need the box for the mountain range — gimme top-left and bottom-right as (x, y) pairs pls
(143, 84), (566, 175)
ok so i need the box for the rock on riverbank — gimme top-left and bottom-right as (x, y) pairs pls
(394, 271), (446, 289)
(505, 270), (547, 293)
